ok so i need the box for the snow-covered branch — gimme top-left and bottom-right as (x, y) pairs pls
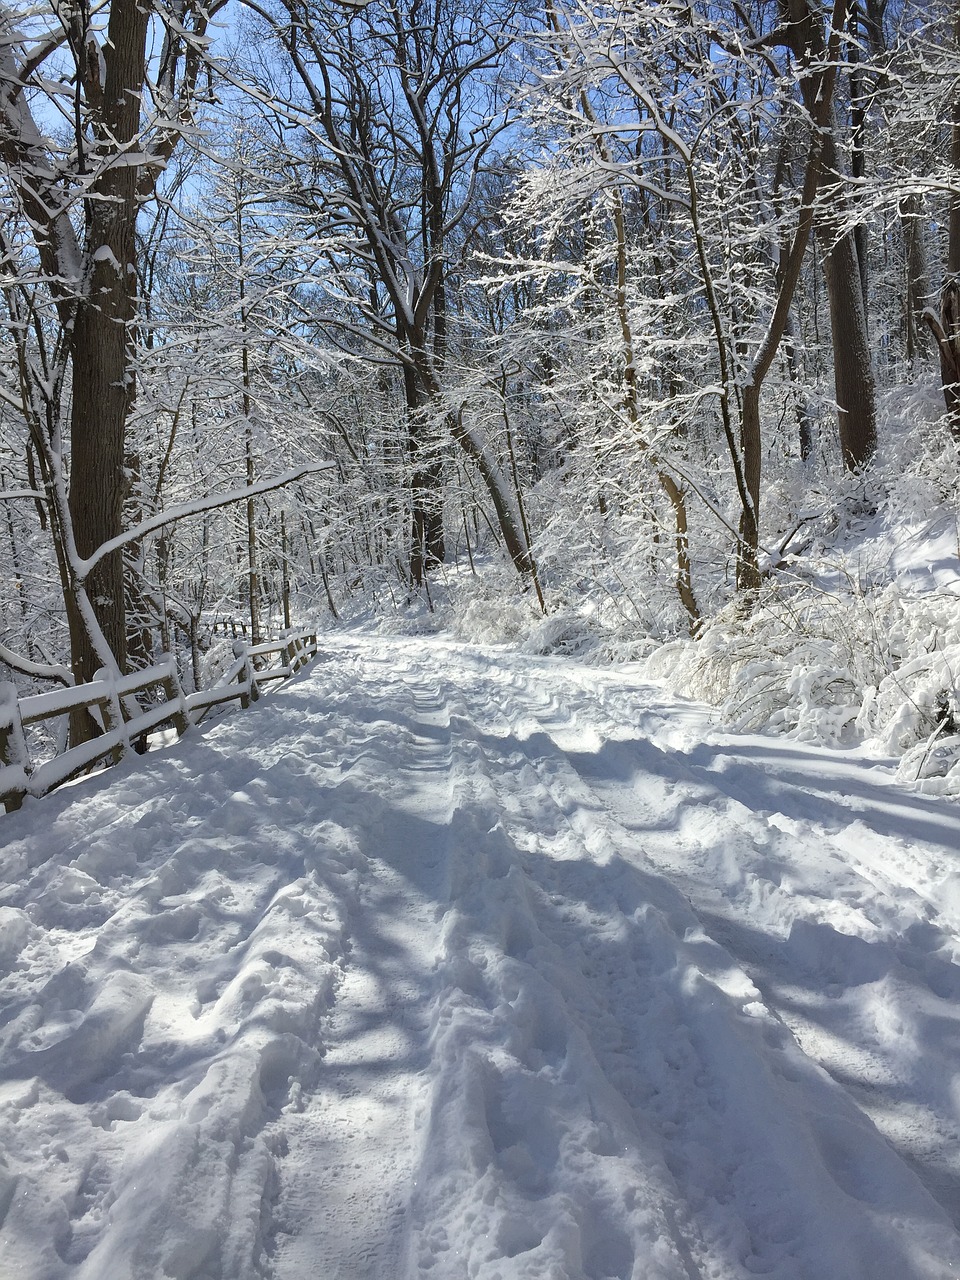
(77, 463), (336, 578)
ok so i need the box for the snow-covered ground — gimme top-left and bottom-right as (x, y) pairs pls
(2, 632), (960, 1279)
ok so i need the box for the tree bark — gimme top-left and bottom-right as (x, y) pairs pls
(811, 122), (877, 470)
(923, 0), (960, 433)
(901, 194), (931, 363)
(67, 0), (150, 684)
(950, 1), (960, 278)
(922, 281), (960, 436)
(820, 221), (877, 469)
(786, 0), (877, 472)
(403, 363), (446, 587)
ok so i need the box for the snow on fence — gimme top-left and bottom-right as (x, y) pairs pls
(0, 630), (318, 814)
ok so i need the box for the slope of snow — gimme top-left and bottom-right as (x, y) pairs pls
(2, 633), (960, 1278)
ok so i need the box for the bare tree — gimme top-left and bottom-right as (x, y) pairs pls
(507, 0), (855, 594)
(775, 0), (878, 470)
(239, 0), (540, 591)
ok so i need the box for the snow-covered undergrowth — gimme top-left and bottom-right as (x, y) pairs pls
(639, 392), (960, 792)
(290, 383), (960, 804)
(643, 573), (960, 788)
(343, 536), (960, 802)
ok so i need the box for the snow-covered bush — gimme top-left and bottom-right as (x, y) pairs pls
(200, 638), (239, 689)
(643, 585), (884, 746)
(626, 379), (960, 794)
(522, 604), (602, 655)
(642, 570), (960, 747)
(450, 574), (531, 645)
(644, 570), (960, 779)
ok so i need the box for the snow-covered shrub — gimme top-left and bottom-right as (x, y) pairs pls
(644, 572), (960, 774)
(634, 379), (960, 787)
(367, 561), (540, 645)
(451, 579), (530, 644)
(200, 638), (238, 688)
(852, 593), (960, 795)
(522, 604), (601, 655)
(643, 582), (889, 745)
(898, 733), (960, 796)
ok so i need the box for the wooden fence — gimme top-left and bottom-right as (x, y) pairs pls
(0, 630), (318, 814)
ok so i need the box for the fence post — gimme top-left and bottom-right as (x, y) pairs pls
(94, 669), (128, 766)
(0, 682), (29, 813)
(232, 641), (250, 709)
(232, 640), (260, 708)
(159, 655), (191, 737)
(285, 635), (299, 674)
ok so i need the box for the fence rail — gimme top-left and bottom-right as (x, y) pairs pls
(0, 630), (318, 814)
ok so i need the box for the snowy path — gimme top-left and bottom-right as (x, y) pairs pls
(2, 635), (960, 1278)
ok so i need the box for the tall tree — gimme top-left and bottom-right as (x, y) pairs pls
(776, 0), (878, 469)
(496, 0), (853, 593)
(0, 0), (223, 699)
(240, 0), (539, 590)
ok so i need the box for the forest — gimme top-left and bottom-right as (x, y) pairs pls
(2, 0), (960, 785)
(6, 4), (960, 1271)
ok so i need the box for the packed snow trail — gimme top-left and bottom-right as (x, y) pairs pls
(2, 635), (960, 1279)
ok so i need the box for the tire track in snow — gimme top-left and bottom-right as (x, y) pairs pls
(262, 663), (459, 1279)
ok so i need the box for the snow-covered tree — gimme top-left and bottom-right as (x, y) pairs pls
(0, 0), (224, 714)
(236, 0), (540, 593)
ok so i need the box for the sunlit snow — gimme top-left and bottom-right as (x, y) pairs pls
(2, 634), (960, 1278)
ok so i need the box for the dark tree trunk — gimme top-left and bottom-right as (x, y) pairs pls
(813, 124), (877, 471)
(821, 226), (877, 469)
(923, 280), (960, 437)
(67, 0), (150, 683)
(403, 362), (445, 587)
(68, 294), (132, 681)
(922, 0), (960, 435)
(902, 194), (931, 363)
(737, 384), (763, 592)
(787, 0), (877, 472)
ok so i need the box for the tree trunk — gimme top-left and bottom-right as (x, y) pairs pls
(68, 295), (133, 681)
(922, 0), (960, 433)
(815, 129), (877, 471)
(849, 4), (869, 310)
(403, 363), (446, 587)
(68, 0), (151, 684)
(787, 0), (877, 472)
(737, 385), (763, 591)
(821, 228), (877, 468)
(950, 2), (960, 278)
(784, 310), (815, 459)
(901, 194), (931, 364)
(923, 280), (960, 436)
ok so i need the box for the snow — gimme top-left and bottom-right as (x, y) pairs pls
(2, 632), (960, 1278)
